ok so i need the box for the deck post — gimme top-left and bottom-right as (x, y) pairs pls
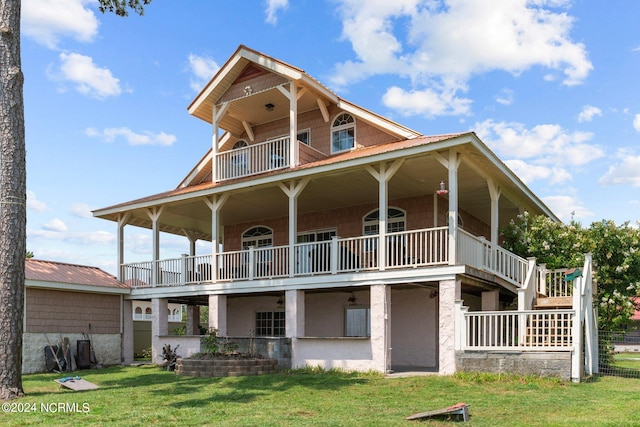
(370, 284), (391, 373)
(285, 290), (305, 337)
(150, 297), (168, 363)
(121, 298), (134, 364)
(447, 150), (460, 265)
(116, 213), (129, 282)
(208, 295), (227, 336)
(571, 275), (584, 382)
(439, 278), (461, 374)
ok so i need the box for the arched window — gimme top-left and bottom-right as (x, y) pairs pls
(134, 306), (143, 320)
(231, 139), (249, 175)
(363, 208), (406, 235)
(144, 307), (152, 320)
(242, 226), (273, 249)
(331, 113), (355, 153)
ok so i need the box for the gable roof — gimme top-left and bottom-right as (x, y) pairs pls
(25, 258), (129, 294)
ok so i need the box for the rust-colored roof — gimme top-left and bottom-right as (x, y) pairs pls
(95, 132), (468, 214)
(25, 258), (129, 289)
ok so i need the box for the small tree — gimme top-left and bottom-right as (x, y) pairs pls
(501, 213), (640, 331)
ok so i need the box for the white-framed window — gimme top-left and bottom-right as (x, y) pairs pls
(345, 306), (371, 337)
(242, 226), (273, 249)
(144, 307), (152, 320)
(255, 310), (285, 336)
(331, 113), (355, 153)
(363, 207), (406, 235)
(297, 128), (310, 145)
(133, 306), (143, 320)
(231, 139), (249, 173)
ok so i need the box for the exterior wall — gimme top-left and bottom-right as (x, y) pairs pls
(390, 287), (438, 368)
(456, 351), (572, 381)
(25, 288), (121, 334)
(305, 290), (370, 337)
(22, 332), (121, 374)
(219, 72), (288, 104)
(227, 295), (284, 336)
(292, 337), (373, 371)
(223, 194), (489, 251)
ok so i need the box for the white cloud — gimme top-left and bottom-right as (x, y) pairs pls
(634, 113), (640, 132)
(265, 0), (289, 25)
(49, 53), (121, 99)
(27, 191), (48, 212)
(28, 228), (116, 245)
(43, 218), (68, 232)
(331, 0), (592, 117)
(22, 0), (99, 49)
(474, 119), (604, 167)
(382, 84), (472, 117)
(495, 89), (514, 106)
(577, 105), (602, 123)
(598, 149), (640, 187)
(504, 160), (572, 185)
(70, 203), (94, 218)
(542, 195), (593, 222)
(86, 127), (176, 146)
(187, 54), (220, 92)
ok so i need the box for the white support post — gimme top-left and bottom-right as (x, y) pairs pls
(278, 179), (309, 277)
(330, 236), (339, 274)
(146, 207), (164, 287)
(439, 278), (461, 375)
(571, 275), (584, 382)
(454, 300), (468, 351)
(212, 104), (218, 182)
(285, 290), (305, 338)
(116, 213), (130, 281)
(366, 160), (403, 271)
(447, 150), (460, 265)
(205, 195), (229, 283)
(290, 83), (298, 167)
(370, 284), (391, 373)
(488, 178), (501, 245)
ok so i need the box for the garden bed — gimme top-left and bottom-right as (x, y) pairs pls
(175, 357), (279, 377)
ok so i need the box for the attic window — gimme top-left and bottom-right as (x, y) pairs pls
(331, 113), (355, 153)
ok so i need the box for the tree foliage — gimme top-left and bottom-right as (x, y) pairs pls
(98, 0), (152, 17)
(501, 213), (640, 330)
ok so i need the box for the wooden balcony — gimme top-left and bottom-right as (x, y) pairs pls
(121, 227), (531, 290)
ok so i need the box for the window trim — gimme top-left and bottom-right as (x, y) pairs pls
(331, 113), (356, 154)
(344, 305), (371, 337)
(362, 207), (406, 235)
(255, 310), (286, 337)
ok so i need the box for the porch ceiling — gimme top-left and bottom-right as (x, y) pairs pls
(113, 145), (527, 241)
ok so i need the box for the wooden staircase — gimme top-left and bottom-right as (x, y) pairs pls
(534, 295), (572, 309)
(522, 294), (573, 347)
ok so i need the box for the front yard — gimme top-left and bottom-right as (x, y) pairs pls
(2, 366), (639, 426)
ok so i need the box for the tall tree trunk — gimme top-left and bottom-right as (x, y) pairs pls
(0, 0), (25, 400)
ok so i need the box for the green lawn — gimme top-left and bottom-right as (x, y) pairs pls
(2, 366), (639, 426)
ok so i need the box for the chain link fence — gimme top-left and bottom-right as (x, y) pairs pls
(598, 330), (640, 379)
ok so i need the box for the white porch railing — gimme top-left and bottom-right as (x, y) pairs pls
(457, 229), (528, 287)
(216, 137), (290, 181)
(538, 267), (574, 298)
(463, 309), (574, 351)
(121, 227), (530, 289)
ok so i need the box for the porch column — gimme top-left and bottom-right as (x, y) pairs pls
(205, 195), (228, 282)
(447, 150), (460, 265)
(211, 103), (218, 182)
(366, 160), (403, 271)
(146, 207), (164, 287)
(121, 297), (134, 364)
(439, 278), (461, 375)
(279, 179), (309, 277)
(370, 284), (391, 373)
(482, 290), (500, 311)
(150, 297), (168, 363)
(186, 305), (200, 335)
(285, 290), (305, 337)
(116, 213), (130, 281)
(488, 179), (501, 245)
(208, 295), (227, 336)
(289, 83), (299, 167)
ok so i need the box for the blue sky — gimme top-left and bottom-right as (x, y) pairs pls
(22, 0), (640, 274)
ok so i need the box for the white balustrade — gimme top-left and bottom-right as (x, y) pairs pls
(216, 137), (290, 181)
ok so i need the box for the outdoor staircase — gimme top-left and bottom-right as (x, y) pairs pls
(534, 295), (572, 309)
(522, 293), (573, 347)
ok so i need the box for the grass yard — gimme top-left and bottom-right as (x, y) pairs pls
(2, 366), (639, 426)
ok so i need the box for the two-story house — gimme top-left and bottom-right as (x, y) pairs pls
(94, 46), (597, 380)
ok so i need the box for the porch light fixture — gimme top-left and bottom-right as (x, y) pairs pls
(436, 180), (448, 195)
(265, 103), (275, 111)
(276, 296), (284, 307)
(347, 293), (356, 305)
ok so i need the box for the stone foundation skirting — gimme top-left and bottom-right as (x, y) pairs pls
(175, 358), (279, 377)
(456, 351), (572, 381)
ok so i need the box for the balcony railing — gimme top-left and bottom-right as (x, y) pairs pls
(216, 137), (290, 181)
(121, 227), (529, 289)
